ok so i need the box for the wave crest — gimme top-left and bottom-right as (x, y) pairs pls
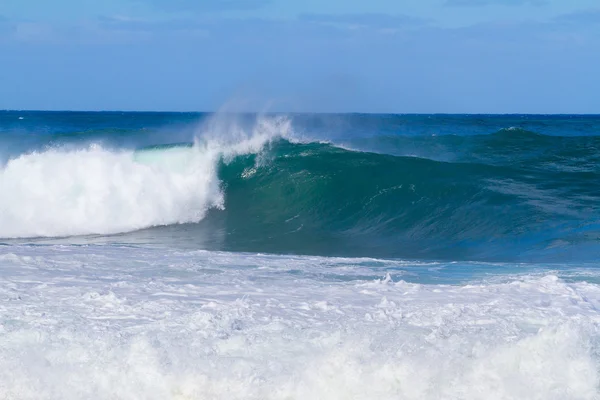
(0, 116), (292, 238)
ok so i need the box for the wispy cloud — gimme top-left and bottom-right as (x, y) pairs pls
(97, 15), (197, 31)
(93, 14), (389, 42)
(140, 0), (270, 12)
(3, 5), (597, 47)
(445, 0), (546, 6)
(299, 13), (428, 31)
(0, 16), (168, 44)
(13, 22), (55, 42)
(554, 9), (600, 25)
(81, 16), (212, 42)
(0, 18), (71, 44)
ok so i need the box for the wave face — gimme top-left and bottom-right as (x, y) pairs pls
(213, 134), (600, 261)
(1, 112), (599, 261)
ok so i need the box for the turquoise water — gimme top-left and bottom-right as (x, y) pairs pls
(1, 111), (598, 263)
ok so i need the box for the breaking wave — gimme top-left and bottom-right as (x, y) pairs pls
(1, 114), (599, 261)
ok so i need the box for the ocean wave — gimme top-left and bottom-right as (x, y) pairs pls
(0, 116), (291, 238)
(1, 114), (599, 261)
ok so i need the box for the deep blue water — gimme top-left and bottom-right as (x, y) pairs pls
(1, 111), (599, 263)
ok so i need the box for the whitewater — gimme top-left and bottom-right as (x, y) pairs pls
(2, 245), (600, 399)
(1, 111), (600, 399)
(0, 116), (292, 238)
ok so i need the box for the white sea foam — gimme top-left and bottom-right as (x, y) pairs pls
(1, 245), (599, 399)
(0, 116), (292, 238)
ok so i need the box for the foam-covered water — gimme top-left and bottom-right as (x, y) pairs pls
(1, 245), (600, 399)
(1, 112), (600, 398)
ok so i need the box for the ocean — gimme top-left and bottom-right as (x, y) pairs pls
(1, 111), (599, 399)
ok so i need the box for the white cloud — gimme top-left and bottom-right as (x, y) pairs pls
(140, 0), (270, 12)
(445, 0), (547, 6)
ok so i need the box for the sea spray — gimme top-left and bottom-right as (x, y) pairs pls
(1, 112), (599, 262)
(0, 115), (292, 238)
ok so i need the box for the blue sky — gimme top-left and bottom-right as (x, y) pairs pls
(0, 0), (598, 113)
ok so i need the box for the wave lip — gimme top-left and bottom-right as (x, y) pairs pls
(0, 145), (223, 238)
(0, 116), (292, 239)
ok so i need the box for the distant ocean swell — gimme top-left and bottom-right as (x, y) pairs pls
(0, 115), (598, 261)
